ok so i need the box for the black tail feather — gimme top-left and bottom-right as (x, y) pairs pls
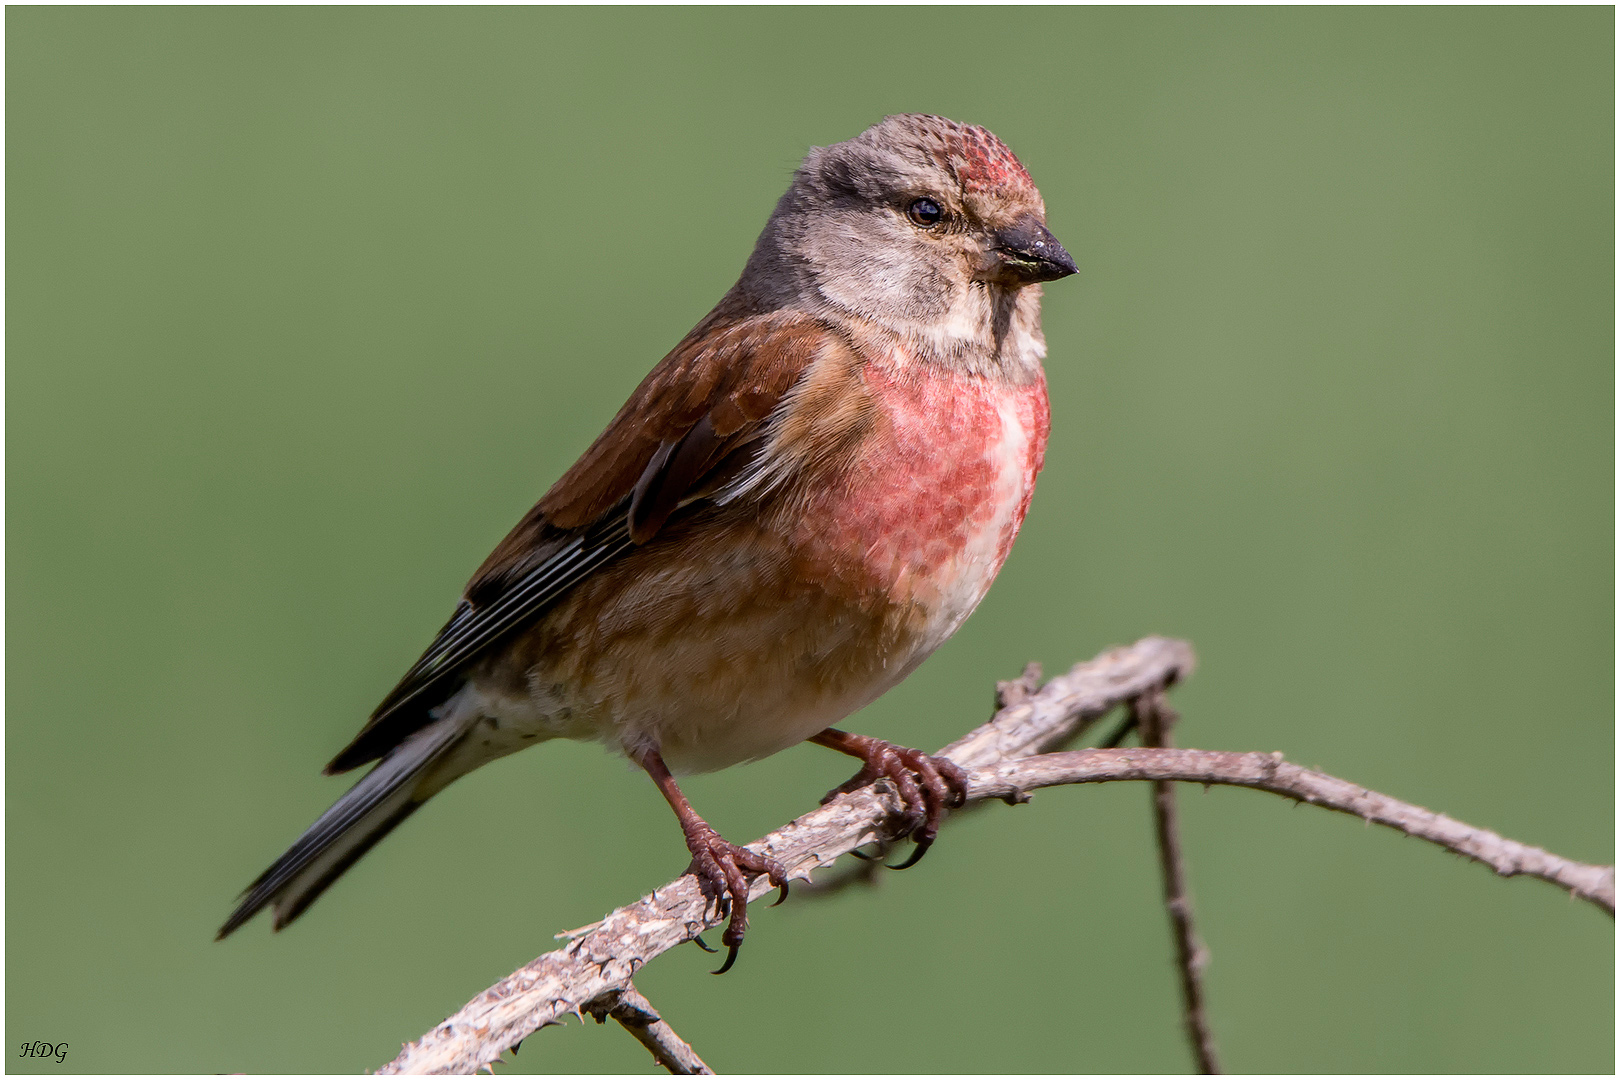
(217, 718), (463, 939)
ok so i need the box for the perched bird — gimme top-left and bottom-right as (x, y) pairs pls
(219, 114), (1076, 971)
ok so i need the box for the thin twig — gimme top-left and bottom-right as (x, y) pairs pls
(968, 748), (1616, 915)
(1135, 691), (1221, 1074)
(583, 985), (713, 1075)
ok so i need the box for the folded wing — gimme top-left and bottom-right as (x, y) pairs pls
(325, 306), (837, 773)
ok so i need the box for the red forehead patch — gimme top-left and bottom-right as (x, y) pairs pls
(928, 122), (1034, 193)
(955, 125), (1034, 192)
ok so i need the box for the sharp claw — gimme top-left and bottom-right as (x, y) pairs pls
(710, 943), (741, 975)
(887, 838), (932, 871)
(682, 833), (785, 973)
(819, 738), (965, 871)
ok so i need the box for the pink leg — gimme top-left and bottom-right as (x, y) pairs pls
(638, 748), (788, 974)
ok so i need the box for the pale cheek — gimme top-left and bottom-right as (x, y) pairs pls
(926, 286), (996, 346)
(814, 226), (950, 319)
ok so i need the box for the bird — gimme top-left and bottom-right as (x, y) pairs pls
(218, 113), (1077, 973)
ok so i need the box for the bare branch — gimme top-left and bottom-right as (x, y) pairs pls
(942, 636), (1197, 767)
(969, 748), (1616, 915)
(583, 985), (712, 1075)
(377, 637), (1611, 1074)
(1135, 691), (1221, 1074)
(379, 636), (1193, 1075)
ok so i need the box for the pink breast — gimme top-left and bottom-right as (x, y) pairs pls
(793, 362), (1049, 610)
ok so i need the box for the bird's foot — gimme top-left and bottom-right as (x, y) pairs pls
(815, 731), (969, 870)
(681, 823), (788, 975)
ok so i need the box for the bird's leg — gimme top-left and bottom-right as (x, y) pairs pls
(809, 729), (969, 870)
(637, 748), (788, 975)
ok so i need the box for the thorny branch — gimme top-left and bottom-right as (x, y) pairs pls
(378, 636), (1612, 1074)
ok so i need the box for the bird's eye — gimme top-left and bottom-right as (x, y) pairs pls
(907, 197), (943, 228)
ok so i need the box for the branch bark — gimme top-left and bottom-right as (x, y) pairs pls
(582, 985), (712, 1075)
(377, 636), (1611, 1074)
(967, 748), (1616, 914)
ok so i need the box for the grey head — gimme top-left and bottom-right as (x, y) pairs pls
(738, 114), (1077, 368)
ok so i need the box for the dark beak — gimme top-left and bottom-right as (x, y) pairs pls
(988, 214), (1078, 286)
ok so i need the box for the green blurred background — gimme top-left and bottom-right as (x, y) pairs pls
(7, 7), (1613, 1073)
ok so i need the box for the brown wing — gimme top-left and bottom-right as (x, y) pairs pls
(325, 306), (836, 774)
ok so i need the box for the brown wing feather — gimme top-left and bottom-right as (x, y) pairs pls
(533, 308), (831, 532)
(326, 304), (837, 773)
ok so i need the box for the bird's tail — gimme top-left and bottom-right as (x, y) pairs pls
(217, 712), (468, 939)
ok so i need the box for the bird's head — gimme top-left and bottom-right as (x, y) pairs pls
(744, 114), (1075, 361)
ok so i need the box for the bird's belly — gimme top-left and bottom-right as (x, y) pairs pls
(475, 366), (1048, 775)
(476, 558), (922, 775)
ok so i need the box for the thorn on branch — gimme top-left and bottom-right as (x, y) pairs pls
(994, 661), (1044, 712)
(585, 985), (714, 1075)
(797, 846), (889, 897)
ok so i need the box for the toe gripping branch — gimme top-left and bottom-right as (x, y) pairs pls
(682, 823), (788, 974)
(810, 729), (970, 870)
(638, 748), (788, 975)
(640, 728), (967, 976)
